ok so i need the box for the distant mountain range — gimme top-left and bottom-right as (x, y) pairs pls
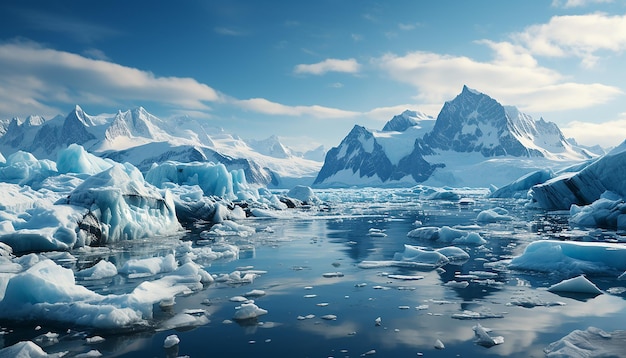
(314, 86), (603, 188)
(0, 85), (607, 189)
(0, 106), (323, 187)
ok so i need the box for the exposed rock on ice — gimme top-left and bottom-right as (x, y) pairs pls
(548, 275), (603, 295)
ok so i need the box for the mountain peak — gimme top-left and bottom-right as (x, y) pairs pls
(461, 85), (481, 96)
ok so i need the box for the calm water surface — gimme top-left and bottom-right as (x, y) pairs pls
(3, 188), (626, 357)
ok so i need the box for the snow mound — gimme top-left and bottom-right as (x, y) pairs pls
(286, 185), (320, 204)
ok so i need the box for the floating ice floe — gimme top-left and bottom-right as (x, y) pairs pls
(476, 207), (513, 223)
(367, 228), (387, 237)
(233, 302), (268, 321)
(451, 310), (504, 320)
(544, 327), (626, 357)
(506, 240), (626, 277)
(407, 226), (485, 245)
(0, 259), (211, 329)
(569, 191), (626, 230)
(159, 311), (209, 330)
(163, 334), (180, 349)
(547, 275), (603, 295)
(358, 244), (470, 270)
(473, 323), (504, 347)
(75, 260), (118, 280)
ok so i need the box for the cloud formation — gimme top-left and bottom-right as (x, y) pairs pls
(294, 58), (361, 75)
(551, 0), (613, 8)
(234, 97), (359, 118)
(376, 44), (622, 113)
(562, 115), (626, 148)
(512, 13), (626, 67)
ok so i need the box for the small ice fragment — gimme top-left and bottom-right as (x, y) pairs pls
(304, 286), (313, 290)
(355, 283), (367, 287)
(317, 303), (329, 307)
(321, 314), (337, 320)
(548, 275), (603, 295)
(163, 334), (180, 349)
(434, 339), (445, 349)
(322, 272), (344, 278)
(86, 336), (105, 344)
(387, 274), (424, 280)
(248, 340), (256, 344)
(244, 289), (266, 297)
(375, 317), (382, 326)
(361, 349), (376, 356)
(75, 350), (102, 357)
(473, 323), (504, 347)
(416, 305), (429, 310)
(229, 296), (249, 302)
(398, 306), (410, 310)
(304, 294), (317, 298)
(444, 281), (469, 288)
(233, 303), (268, 320)
(35, 326), (41, 331)
(305, 314), (315, 319)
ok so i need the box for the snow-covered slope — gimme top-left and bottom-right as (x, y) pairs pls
(314, 115), (439, 187)
(0, 106), (321, 187)
(314, 86), (597, 188)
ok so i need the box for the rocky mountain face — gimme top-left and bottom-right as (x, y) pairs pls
(314, 85), (594, 187)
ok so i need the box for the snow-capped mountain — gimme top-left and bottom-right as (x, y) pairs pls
(0, 106), (321, 187)
(382, 110), (434, 132)
(314, 86), (598, 188)
(423, 85), (585, 159)
(314, 113), (438, 187)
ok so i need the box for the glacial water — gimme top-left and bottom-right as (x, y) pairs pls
(2, 188), (626, 357)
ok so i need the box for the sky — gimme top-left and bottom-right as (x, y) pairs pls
(0, 0), (625, 152)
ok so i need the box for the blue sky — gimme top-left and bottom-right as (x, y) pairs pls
(0, 0), (625, 151)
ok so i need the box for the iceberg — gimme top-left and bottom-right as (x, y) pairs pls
(508, 240), (626, 277)
(547, 275), (603, 295)
(0, 259), (211, 329)
(545, 327), (626, 357)
(531, 141), (626, 210)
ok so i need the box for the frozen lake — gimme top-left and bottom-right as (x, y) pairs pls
(2, 188), (626, 357)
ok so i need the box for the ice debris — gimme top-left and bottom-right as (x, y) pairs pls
(233, 302), (268, 321)
(547, 275), (603, 295)
(473, 323), (504, 347)
(163, 334), (180, 348)
(544, 327), (626, 357)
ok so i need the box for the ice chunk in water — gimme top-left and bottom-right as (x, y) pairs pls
(163, 334), (180, 348)
(233, 302), (268, 320)
(548, 275), (603, 295)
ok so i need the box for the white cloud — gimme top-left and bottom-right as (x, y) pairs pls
(375, 46), (622, 113)
(551, 0), (613, 8)
(294, 58), (361, 75)
(234, 97), (359, 118)
(0, 41), (221, 119)
(561, 116), (626, 148)
(512, 13), (626, 67)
